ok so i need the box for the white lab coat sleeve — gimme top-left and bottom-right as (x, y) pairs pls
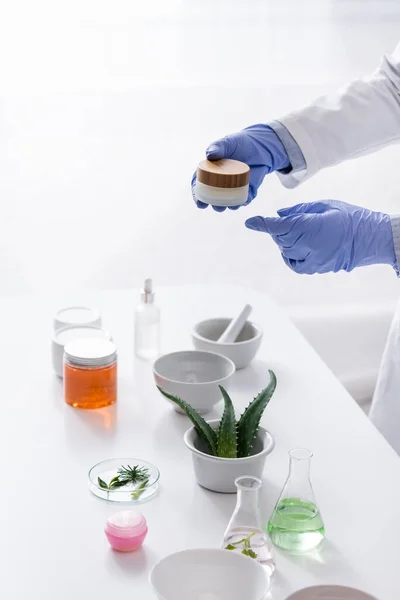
(370, 291), (400, 454)
(268, 120), (307, 174)
(274, 43), (400, 189)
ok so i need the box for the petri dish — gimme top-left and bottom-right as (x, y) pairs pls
(88, 458), (160, 503)
(286, 586), (377, 600)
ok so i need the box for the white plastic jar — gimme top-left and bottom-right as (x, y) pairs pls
(195, 158), (250, 207)
(54, 306), (101, 331)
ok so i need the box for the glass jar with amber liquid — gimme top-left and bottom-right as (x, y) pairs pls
(64, 338), (117, 409)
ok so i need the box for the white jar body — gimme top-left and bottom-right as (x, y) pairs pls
(135, 304), (160, 360)
(195, 180), (249, 207)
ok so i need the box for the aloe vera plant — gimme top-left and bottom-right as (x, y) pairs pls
(158, 369), (276, 458)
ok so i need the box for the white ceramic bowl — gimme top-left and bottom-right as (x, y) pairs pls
(149, 548), (270, 600)
(192, 318), (263, 369)
(153, 350), (235, 415)
(184, 420), (275, 493)
(286, 586), (377, 600)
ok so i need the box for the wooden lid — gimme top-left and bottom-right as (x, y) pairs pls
(197, 159), (250, 189)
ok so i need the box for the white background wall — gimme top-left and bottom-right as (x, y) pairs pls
(1, 0), (399, 401)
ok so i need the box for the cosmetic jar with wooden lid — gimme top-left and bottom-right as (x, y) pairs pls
(195, 159), (250, 207)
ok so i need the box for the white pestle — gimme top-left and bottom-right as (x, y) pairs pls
(217, 304), (253, 344)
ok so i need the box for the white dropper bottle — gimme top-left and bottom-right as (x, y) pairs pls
(134, 278), (160, 360)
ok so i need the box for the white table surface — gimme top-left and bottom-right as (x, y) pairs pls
(1, 284), (399, 600)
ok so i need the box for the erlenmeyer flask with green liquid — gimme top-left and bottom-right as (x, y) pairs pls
(267, 448), (325, 552)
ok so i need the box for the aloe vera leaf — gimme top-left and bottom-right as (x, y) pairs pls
(131, 478), (149, 500)
(242, 548), (257, 559)
(157, 387), (217, 456)
(217, 386), (237, 458)
(98, 477), (109, 490)
(236, 370), (277, 458)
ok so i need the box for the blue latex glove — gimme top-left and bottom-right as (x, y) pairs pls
(192, 124), (290, 212)
(245, 200), (396, 274)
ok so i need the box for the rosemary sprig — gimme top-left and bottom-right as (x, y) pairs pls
(97, 464), (150, 491)
(116, 465), (149, 485)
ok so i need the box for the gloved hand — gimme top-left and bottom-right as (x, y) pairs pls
(245, 200), (396, 274)
(192, 124), (290, 212)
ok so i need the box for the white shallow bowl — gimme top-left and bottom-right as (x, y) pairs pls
(184, 420), (275, 493)
(153, 351), (235, 415)
(150, 548), (270, 600)
(192, 318), (263, 369)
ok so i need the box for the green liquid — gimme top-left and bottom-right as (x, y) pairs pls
(267, 498), (325, 552)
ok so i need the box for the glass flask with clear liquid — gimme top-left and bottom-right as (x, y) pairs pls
(222, 476), (275, 577)
(268, 448), (325, 553)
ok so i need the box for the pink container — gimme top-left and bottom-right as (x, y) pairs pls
(105, 510), (148, 552)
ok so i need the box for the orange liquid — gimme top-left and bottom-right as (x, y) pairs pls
(64, 362), (117, 409)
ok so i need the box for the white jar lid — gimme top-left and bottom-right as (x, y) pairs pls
(54, 306), (101, 331)
(52, 325), (112, 378)
(64, 338), (117, 368)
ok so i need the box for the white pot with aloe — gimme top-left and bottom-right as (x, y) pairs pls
(158, 370), (276, 493)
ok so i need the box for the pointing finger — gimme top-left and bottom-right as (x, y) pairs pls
(245, 215), (302, 236)
(277, 201), (332, 217)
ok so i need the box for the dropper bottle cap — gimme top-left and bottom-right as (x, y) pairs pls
(141, 278), (155, 304)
